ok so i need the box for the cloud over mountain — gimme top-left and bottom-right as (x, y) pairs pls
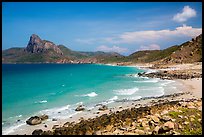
(173, 6), (196, 22)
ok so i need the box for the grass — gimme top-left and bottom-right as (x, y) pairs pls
(167, 107), (202, 135)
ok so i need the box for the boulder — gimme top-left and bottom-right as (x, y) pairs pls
(32, 129), (43, 135)
(98, 105), (108, 111)
(26, 116), (42, 125)
(151, 115), (160, 123)
(160, 116), (171, 122)
(39, 114), (48, 121)
(75, 105), (85, 111)
(163, 121), (174, 130)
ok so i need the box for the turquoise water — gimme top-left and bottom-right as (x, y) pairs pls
(2, 64), (182, 134)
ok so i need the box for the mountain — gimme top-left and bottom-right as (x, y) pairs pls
(2, 34), (202, 64)
(2, 34), (123, 63)
(100, 34), (202, 65)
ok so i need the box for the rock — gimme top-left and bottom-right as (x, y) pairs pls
(26, 116), (42, 125)
(161, 116), (171, 122)
(26, 34), (63, 55)
(98, 105), (108, 111)
(135, 129), (145, 135)
(190, 118), (195, 121)
(52, 118), (57, 121)
(39, 114), (48, 121)
(184, 121), (189, 125)
(106, 125), (113, 132)
(52, 125), (60, 129)
(75, 105), (85, 111)
(94, 130), (102, 135)
(178, 124), (182, 129)
(161, 110), (169, 115)
(151, 115), (160, 123)
(32, 129), (43, 135)
(44, 125), (47, 128)
(42, 131), (53, 135)
(85, 130), (93, 135)
(152, 126), (160, 135)
(163, 121), (174, 131)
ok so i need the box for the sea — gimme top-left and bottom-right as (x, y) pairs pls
(2, 64), (184, 134)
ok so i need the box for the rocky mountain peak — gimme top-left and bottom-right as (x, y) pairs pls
(25, 34), (63, 55)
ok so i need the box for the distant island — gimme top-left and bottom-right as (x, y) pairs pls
(2, 34), (202, 67)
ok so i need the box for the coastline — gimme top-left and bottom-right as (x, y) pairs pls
(6, 62), (202, 135)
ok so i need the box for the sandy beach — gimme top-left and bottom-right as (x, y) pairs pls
(7, 63), (202, 135)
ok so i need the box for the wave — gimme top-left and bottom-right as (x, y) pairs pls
(134, 78), (159, 83)
(160, 80), (175, 86)
(76, 92), (98, 97)
(114, 87), (139, 95)
(125, 96), (142, 100)
(101, 96), (119, 105)
(141, 87), (164, 97)
(34, 100), (47, 104)
(2, 122), (25, 135)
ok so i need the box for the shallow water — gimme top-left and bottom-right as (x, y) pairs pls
(2, 64), (182, 134)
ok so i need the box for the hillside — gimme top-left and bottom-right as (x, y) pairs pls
(101, 34), (202, 65)
(2, 34), (202, 64)
(2, 34), (124, 63)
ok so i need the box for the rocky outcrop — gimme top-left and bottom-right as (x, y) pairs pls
(26, 116), (42, 125)
(25, 34), (63, 55)
(33, 98), (201, 135)
(75, 105), (85, 111)
(138, 70), (202, 80)
(26, 114), (48, 125)
(98, 105), (108, 111)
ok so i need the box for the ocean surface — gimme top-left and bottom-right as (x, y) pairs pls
(2, 64), (183, 134)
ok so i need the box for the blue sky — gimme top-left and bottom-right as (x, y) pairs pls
(2, 2), (202, 55)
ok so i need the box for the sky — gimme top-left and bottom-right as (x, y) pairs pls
(2, 2), (202, 55)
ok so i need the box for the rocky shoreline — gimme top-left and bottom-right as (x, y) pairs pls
(138, 70), (202, 80)
(32, 97), (202, 135)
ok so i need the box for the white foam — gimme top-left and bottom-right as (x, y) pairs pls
(35, 100), (47, 104)
(141, 87), (164, 97)
(160, 80), (175, 86)
(100, 96), (119, 105)
(134, 79), (159, 83)
(16, 115), (22, 118)
(114, 87), (139, 95)
(2, 122), (25, 135)
(39, 104), (70, 115)
(76, 102), (83, 105)
(126, 96), (142, 100)
(78, 92), (98, 97)
(109, 96), (118, 101)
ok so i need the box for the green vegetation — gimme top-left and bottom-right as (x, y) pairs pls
(167, 107), (202, 135)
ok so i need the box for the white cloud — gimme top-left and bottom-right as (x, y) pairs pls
(107, 24), (201, 44)
(139, 44), (160, 51)
(96, 45), (128, 53)
(173, 6), (196, 22)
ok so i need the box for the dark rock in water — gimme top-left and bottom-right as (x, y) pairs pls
(75, 105), (85, 111)
(52, 118), (57, 121)
(39, 114), (48, 121)
(26, 116), (42, 125)
(32, 129), (43, 135)
(98, 105), (108, 111)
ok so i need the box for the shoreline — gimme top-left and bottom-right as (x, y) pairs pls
(5, 63), (202, 135)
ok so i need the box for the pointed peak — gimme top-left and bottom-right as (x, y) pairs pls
(30, 34), (41, 40)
